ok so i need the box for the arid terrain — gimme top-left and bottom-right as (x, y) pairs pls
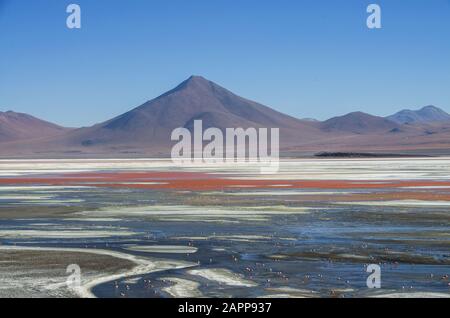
(2, 77), (450, 157)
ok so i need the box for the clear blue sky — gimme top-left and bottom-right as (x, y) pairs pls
(1, 0), (449, 127)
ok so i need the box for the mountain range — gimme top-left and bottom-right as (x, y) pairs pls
(2, 76), (450, 157)
(387, 106), (450, 124)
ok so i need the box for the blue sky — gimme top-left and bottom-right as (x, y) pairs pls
(0, 0), (449, 127)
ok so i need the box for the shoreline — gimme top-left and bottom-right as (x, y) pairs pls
(0, 246), (196, 298)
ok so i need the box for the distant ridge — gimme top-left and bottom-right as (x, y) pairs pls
(301, 118), (319, 122)
(0, 110), (69, 143)
(315, 152), (432, 158)
(320, 112), (400, 134)
(387, 106), (450, 124)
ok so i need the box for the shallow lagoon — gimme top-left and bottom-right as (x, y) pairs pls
(0, 159), (449, 298)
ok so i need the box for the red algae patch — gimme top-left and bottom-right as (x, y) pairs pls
(2, 171), (450, 201)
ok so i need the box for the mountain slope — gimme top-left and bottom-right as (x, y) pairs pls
(59, 76), (323, 150)
(0, 111), (69, 143)
(320, 112), (401, 134)
(2, 78), (450, 157)
(387, 106), (450, 124)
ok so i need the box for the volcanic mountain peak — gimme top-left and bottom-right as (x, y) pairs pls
(157, 75), (214, 97)
(182, 75), (211, 86)
(387, 105), (450, 124)
(69, 75), (320, 148)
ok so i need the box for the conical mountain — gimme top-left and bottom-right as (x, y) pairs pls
(61, 76), (322, 151)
